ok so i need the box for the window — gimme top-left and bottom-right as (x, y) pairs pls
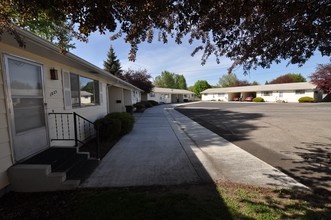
(70, 73), (99, 107)
(150, 93), (155, 97)
(218, 93), (225, 97)
(262, 91), (273, 96)
(295, 90), (305, 94)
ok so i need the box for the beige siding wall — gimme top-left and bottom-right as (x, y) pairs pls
(0, 56), (13, 190)
(147, 93), (172, 103)
(131, 90), (141, 104)
(108, 86), (124, 113)
(123, 89), (132, 106)
(0, 43), (108, 115)
(0, 42), (110, 186)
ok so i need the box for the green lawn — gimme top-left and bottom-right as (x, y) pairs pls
(0, 182), (330, 220)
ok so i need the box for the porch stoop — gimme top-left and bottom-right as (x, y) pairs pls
(7, 147), (99, 192)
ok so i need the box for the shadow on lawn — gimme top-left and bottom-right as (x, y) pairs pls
(0, 183), (236, 220)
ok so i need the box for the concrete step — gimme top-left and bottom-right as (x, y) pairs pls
(7, 164), (80, 192)
(8, 147), (99, 192)
(22, 147), (77, 168)
(52, 153), (88, 172)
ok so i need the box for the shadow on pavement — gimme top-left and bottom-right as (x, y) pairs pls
(176, 108), (264, 142)
(278, 140), (331, 199)
(176, 106), (331, 202)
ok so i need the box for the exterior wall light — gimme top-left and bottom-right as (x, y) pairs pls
(50, 68), (58, 80)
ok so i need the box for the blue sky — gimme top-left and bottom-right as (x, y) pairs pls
(71, 31), (330, 87)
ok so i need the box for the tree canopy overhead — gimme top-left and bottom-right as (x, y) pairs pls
(1, 1), (330, 72)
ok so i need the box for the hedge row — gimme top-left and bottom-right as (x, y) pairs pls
(94, 112), (135, 141)
(298, 96), (314, 103)
(253, 97), (264, 102)
(133, 100), (158, 112)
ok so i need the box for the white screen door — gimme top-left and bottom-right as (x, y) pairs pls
(5, 56), (48, 161)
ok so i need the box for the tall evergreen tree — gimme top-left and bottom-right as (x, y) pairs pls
(104, 45), (122, 76)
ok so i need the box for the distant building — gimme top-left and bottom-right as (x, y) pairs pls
(146, 87), (195, 103)
(201, 82), (323, 103)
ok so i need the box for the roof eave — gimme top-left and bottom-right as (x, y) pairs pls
(10, 27), (143, 92)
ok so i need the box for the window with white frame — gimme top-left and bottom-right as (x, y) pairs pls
(63, 70), (101, 109)
(70, 73), (100, 107)
(218, 93), (225, 97)
(262, 91), (273, 96)
(295, 90), (305, 94)
(150, 93), (155, 97)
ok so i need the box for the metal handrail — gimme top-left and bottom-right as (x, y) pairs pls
(48, 112), (100, 159)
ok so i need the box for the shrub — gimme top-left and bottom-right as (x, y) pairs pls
(141, 101), (153, 108)
(94, 117), (122, 140)
(253, 97), (264, 102)
(134, 102), (145, 112)
(105, 112), (135, 135)
(298, 96), (314, 103)
(148, 100), (159, 106)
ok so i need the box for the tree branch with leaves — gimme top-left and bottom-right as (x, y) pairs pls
(1, 0), (330, 72)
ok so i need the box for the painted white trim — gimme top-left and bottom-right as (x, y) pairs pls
(62, 69), (72, 110)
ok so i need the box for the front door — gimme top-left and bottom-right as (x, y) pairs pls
(4, 55), (48, 161)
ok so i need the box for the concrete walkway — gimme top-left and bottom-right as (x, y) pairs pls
(83, 104), (308, 190)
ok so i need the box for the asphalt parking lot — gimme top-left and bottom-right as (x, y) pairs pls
(176, 102), (331, 196)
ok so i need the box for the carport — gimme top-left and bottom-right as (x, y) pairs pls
(242, 92), (256, 100)
(171, 94), (183, 103)
(228, 92), (241, 101)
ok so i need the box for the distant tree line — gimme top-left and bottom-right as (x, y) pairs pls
(154, 71), (187, 90)
(266, 73), (306, 84)
(103, 44), (331, 96)
(218, 74), (259, 88)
